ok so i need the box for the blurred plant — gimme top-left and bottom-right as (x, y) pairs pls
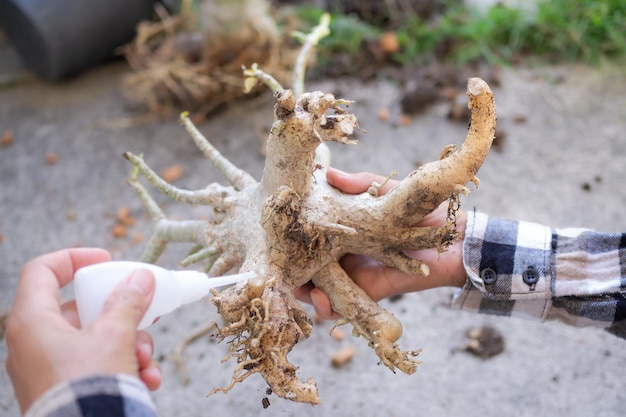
(121, 0), (293, 118)
(292, 5), (381, 62)
(392, 14), (442, 65)
(291, 0), (626, 68)
(434, 3), (531, 64)
(528, 0), (626, 61)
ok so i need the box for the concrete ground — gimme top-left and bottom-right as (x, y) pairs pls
(1, 55), (625, 416)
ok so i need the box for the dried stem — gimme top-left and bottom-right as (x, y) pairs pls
(179, 113), (256, 190)
(292, 13), (331, 97)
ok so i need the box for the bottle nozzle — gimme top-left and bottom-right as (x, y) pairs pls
(176, 269), (258, 305)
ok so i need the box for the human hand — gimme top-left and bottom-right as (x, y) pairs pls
(295, 168), (467, 320)
(5, 248), (162, 413)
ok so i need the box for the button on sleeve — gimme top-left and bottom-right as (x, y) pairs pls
(480, 268), (497, 284)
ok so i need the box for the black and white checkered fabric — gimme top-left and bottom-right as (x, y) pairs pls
(453, 210), (626, 338)
(25, 374), (156, 417)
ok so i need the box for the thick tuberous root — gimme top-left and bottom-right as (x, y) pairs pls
(210, 284), (320, 404)
(316, 262), (422, 374)
(123, 15), (496, 406)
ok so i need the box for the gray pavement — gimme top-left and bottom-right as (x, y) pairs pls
(1, 58), (625, 416)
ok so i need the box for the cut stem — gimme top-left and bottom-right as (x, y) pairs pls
(124, 151), (233, 206)
(180, 114), (256, 190)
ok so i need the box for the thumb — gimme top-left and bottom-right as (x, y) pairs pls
(100, 269), (156, 329)
(326, 168), (394, 195)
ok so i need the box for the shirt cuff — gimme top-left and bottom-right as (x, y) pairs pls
(451, 210), (554, 321)
(25, 374), (156, 417)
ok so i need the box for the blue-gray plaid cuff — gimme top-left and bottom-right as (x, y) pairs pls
(452, 210), (626, 337)
(25, 374), (156, 417)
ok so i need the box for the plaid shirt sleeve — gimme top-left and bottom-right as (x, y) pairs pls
(452, 210), (626, 338)
(24, 374), (157, 417)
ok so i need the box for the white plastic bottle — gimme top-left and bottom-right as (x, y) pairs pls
(74, 261), (257, 329)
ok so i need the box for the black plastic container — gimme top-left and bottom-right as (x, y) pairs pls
(0, 0), (158, 80)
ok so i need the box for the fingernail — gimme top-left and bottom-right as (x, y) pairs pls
(310, 289), (323, 313)
(127, 270), (154, 296)
(310, 291), (319, 309)
(326, 167), (340, 186)
(139, 340), (152, 357)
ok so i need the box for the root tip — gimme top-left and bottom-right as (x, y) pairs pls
(466, 77), (491, 97)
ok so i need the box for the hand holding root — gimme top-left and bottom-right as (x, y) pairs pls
(296, 169), (468, 321)
(124, 75), (495, 404)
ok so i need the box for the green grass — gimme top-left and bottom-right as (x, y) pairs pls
(528, 0), (626, 61)
(292, 5), (382, 57)
(291, 0), (626, 67)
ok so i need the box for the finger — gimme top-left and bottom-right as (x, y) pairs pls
(293, 281), (315, 305)
(326, 168), (391, 194)
(339, 254), (394, 298)
(60, 300), (81, 328)
(14, 248), (111, 316)
(344, 252), (457, 298)
(310, 288), (341, 320)
(340, 254), (421, 301)
(416, 202), (450, 227)
(339, 256), (393, 301)
(139, 360), (162, 391)
(100, 269), (155, 329)
(135, 331), (155, 370)
(339, 253), (379, 274)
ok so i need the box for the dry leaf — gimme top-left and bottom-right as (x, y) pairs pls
(45, 152), (59, 165)
(331, 345), (355, 368)
(161, 164), (184, 182)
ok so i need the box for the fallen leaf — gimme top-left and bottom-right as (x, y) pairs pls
(330, 327), (345, 341)
(117, 206), (136, 226)
(46, 152), (59, 165)
(331, 345), (355, 368)
(379, 32), (399, 54)
(378, 108), (390, 123)
(1, 129), (13, 147)
(161, 164), (184, 182)
(112, 224), (128, 238)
